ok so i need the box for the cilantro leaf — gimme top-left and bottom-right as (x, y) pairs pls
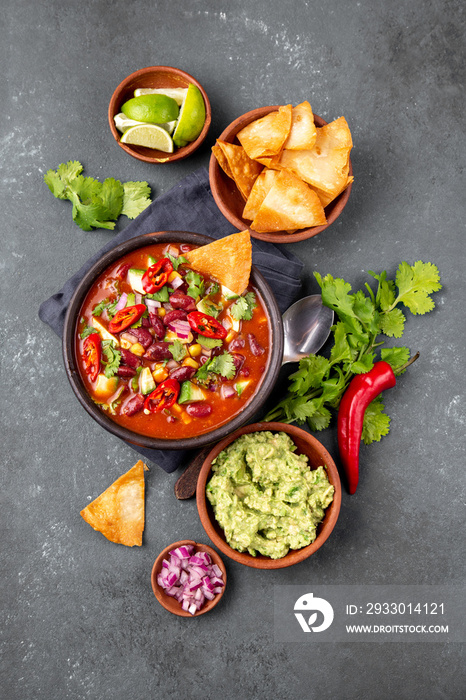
(289, 355), (330, 396)
(121, 181), (152, 219)
(167, 254), (188, 271)
(307, 404), (332, 432)
(381, 346), (411, 373)
(230, 292), (257, 321)
(394, 261), (442, 315)
(169, 339), (187, 362)
(379, 307), (406, 337)
(101, 341), (121, 378)
(198, 336), (223, 349)
(195, 352), (236, 383)
(185, 270), (205, 299)
(80, 325), (97, 339)
(92, 298), (110, 317)
(361, 399), (391, 444)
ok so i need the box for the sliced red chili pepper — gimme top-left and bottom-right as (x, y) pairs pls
(142, 258), (173, 294)
(337, 361), (397, 495)
(144, 378), (180, 413)
(187, 311), (228, 339)
(82, 333), (102, 382)
(108, 304), (146, 333)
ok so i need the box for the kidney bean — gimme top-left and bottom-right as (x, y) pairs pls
(169, 290), (197, 311)
(169, 365), (196, 382)
(120, 348), (142, 369)
(117, 366), (136, 378)
(240, 367), (251, 378)
(122, 394), (144, 416)
(141, 317), (151, 327)
(247, 333), (265, 356)
(149, 313), (165, 340)
(163, 308), (188, 327)
(229, 336), (245, 351)
(129, 327), (153, 349)
(115, 263), (131, 279)
(144, 341), (172, 361)
(186, 403), (212, 418)
(179, 244), (192, 253)
(231, 353), (245, 373)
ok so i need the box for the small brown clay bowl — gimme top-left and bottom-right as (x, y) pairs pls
(108, 66), (211, 163)
(197, 422), (341, 569)
(209, 105), (352, 243)
(151, 540), (227, 617)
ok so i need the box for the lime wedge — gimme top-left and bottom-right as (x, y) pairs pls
(121, 94), (179, 124)
(134, 87), (188, 106)
(120, 124), (174, 152)
(172, 84), (206, 147)
(114, 113), (176, 134)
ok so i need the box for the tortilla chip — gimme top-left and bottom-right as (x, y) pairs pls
(278, 116), (352, 196)
(242, 168), (281, 220)
(212, 144), (233, 179)
(214, 140), (263, 200)
(185, 230), (252, 295)
(311, 175), (354, 208)
(251, 170), (327, 232)
(284, 101), (317, 151)
(237, 105), (292, 160)
(80, 460), (148, 547)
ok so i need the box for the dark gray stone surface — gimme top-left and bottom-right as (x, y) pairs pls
(2, 1), (464, 699)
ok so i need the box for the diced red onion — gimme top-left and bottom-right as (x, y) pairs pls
(145, 298), (161, 312)
(121, 332), (138, 345)
(221, 384), (236, 399)
(222, 316), (232, 330)
(157, 548), (224, 615)
(168, 319), (191, 338)
(134, 293), (142, 305)
(114, 292), (128, 313)
(171, 275), (184, 290)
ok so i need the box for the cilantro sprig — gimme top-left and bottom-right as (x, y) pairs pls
(265, 261), (441, 444)
(101, 341), (121, 378)
(230, 292), (257, 321)
(195, 352), (236, 384)
(44, 160), (151, 231)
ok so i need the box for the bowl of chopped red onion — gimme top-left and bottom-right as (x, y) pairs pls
(151, 540), (227, 616)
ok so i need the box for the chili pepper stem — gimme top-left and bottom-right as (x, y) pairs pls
(394, 351), (420, 375)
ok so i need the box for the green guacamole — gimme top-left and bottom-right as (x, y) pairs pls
(206, 431), (334, 559)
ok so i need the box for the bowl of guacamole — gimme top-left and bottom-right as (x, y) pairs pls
(196, 422), (341, 569)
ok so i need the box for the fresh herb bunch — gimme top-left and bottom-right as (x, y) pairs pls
(44, 160), (152, 231)
(265, 261), (441, 444)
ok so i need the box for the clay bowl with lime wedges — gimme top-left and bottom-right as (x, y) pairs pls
(108, 66), (211, 163)
(209, 105), (353, 243)
(196, 422), (341, 569)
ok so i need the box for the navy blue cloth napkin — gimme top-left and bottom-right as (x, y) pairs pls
(39, 167), (303, 472)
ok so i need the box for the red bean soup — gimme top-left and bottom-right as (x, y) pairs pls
(76, 242), (271, 439)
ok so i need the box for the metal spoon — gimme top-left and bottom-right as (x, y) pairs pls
(282, 294), (334, 364)
(174, 295), (333, 499)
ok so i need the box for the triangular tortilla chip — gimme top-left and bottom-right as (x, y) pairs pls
(278, 116), (352, 196)
(80, 460), (148, 547)
(185, 230), (252, 295)
(214, 140), (263, 200)
(311, 175), (354, 208)
(237, 105), (292, 160)
(251, 170), (327, 233)
(212, 144), (233, 179)
(283, 101), (317, 151)
(242, 168), (281, 221)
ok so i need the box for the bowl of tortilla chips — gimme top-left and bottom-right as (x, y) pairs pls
(209, 103), (353, 243)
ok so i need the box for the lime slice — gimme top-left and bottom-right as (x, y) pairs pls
(172, 84), (206, 148)
(134, 87), (188, 106)
(120, 124), (174, 152)
(114, 113), (176, 134)
(121, 94), (179, 124)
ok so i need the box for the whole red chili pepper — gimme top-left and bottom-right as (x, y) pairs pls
(82, 333), (102, 382)
(187, 311), (228, 339)
(337, 361), (396, 495)
(142, 258), (173, 294)
(108, 304), (146, 333)
(144, 378), (180, 413)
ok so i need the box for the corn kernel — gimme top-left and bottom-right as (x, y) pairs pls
(171, 403), (182, 414)
(181, 412), (192, 424)
(152, 367), (169, 383)
(130, 342), (145, 356)
(189, 343), (202, 357)
(182, 357), (199, 369)
(158, 307), (166, 318)
(168, 271), (182, 283)
(225, 330), (236, 343)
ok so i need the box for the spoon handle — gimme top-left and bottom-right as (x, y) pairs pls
(174, 445), (213, 499)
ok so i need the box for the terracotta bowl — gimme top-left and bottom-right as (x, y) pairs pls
(209, 105), (352, 243)
(62, 231), (284, 451)
(151, 540), (227, 617)
(108, 66), (211, 163)
(197, 422), (341, 569)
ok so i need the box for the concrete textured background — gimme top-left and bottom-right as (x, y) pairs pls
(2, 1), (464, 699)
